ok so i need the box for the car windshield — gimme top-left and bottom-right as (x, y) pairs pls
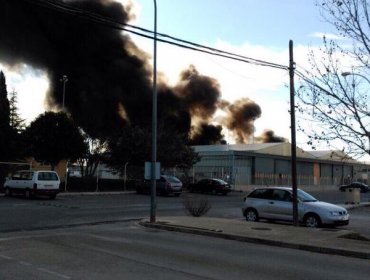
(297, 189), (317, 202)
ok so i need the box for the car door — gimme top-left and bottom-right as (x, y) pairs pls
(19, 171), (34, 190)
(249, 189), (274, 219)
(266, 189), (293, 221)
(7, 171), (22, 189)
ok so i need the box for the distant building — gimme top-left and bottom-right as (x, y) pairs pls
(191, 143), (366, 188)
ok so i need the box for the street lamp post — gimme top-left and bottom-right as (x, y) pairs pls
(150, 0), (158, 223)
(60, 75), (68, 110)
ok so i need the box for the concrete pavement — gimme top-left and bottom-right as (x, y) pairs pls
(140, 202), (370, 260)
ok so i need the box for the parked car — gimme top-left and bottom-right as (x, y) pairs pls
(242, 187), (349, 228)
(339, 182), (370, 193)
(3, 170), (60, 199)
(136, 175), (182, 196)
(188, 178), (231, 195)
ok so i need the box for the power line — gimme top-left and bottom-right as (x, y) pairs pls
(23, 0), (289, 71)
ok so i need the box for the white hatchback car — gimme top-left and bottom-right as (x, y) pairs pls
(3, 170), (60, 199)
(242, 187), (349, 228)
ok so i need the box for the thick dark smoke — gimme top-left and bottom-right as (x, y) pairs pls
(175, 65), (221, 120)
(190, 123), (224, 145)
(223, 98), (261, 143)
(257, 129), (287, 143)
(0, 0), (274, 145)
(0, 0), (152, 138)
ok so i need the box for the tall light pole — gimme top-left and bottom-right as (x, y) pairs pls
(150, 0), (158, 223)
(60, 75), (68, 110)
(289, 40), (298, 227)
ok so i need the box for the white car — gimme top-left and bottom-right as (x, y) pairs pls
(242, 187), (349, 228)
(3, 170), (60, 199)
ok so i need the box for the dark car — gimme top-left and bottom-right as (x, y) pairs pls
(189, 178), (231, 195)
(136, 175), (182, 196)
(339, 182), (370, 193)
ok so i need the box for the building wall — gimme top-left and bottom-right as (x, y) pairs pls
(192, 147), (361, 187)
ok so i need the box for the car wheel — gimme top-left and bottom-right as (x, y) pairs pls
(304, 214), (321, 228)
(245, 208), (259, 222)
(4, 187), (12, 197)
(49, 194), (56, 200)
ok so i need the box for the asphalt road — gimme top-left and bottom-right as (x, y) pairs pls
(0, 189), (369, 237)
(0, 221), (369, 280)
(0, 190), (369, 279)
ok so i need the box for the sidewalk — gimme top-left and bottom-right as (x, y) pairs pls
(140, 203), (370, 260)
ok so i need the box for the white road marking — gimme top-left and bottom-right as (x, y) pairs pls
(0, 254), (13, 260)
(37, 267), (71, 279)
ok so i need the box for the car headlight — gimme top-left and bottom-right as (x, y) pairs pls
(330, 211), (341, 216)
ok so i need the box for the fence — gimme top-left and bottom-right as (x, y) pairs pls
(190, 166), (348, 189)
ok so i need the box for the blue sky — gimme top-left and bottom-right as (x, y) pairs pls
(133, 0), (333, 48)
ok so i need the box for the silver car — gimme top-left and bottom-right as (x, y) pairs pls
(242, 187), (349, 228)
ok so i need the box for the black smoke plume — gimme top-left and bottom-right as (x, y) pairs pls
(257, 129), (287, 143)
(0, 0), (266, 145)
(0, 0), (152, 138)
(223, 98), (261, 143)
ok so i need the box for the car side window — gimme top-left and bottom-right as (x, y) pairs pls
(12, 172), (21, 180)
(272, 190), (291, 201)
(20, 171), (33, 180)
(249, 189), (273, 199)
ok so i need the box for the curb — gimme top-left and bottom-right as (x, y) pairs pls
(58, 191), (135, 196)
(139, 221), (370, 260)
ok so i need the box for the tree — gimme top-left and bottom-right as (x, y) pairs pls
(296, 0), (370, 158)
(24, 112), (88, 170)
(105, 125), (199, 176)
(0, 70), (11, 161)
(76, 137), (108, 177)
(9, 89), (25, 132)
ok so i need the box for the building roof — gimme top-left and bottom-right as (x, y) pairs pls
(193, 143), (356, 162)
(193, 143), (282, 153)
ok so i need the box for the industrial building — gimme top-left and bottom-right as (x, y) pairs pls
(191, 143), (367, 188)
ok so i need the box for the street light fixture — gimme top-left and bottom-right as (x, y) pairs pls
(341, 72), (370, 85)
(60, 75), (68, 110)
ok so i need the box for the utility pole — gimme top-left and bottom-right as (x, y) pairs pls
(289, 40), (299, 226)
(60, 75), (68, 110)
(150, 0), (158, 223)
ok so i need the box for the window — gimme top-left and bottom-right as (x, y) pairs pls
(20, 171), (33, 180)
(272, 190), (291, 201)
(38, 172), (59, 181)
(248, 189), (273, 199)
